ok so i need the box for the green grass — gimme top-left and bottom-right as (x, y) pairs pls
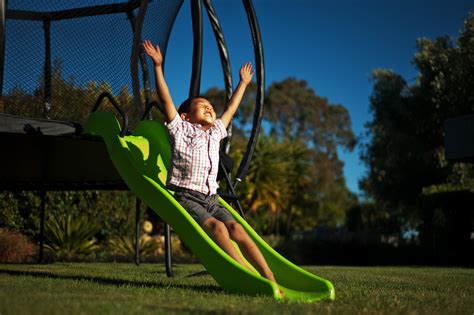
(0, 263), (472, 314)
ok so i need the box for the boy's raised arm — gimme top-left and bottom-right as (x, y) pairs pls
(143, 40), (177, 123)
(220, 62), (254, 128)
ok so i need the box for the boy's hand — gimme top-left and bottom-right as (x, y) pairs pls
(240, 62), (254, 85)
(143, 40), (163, 67)
(220, 62), (254, 128)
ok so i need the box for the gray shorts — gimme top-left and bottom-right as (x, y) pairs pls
(174, 188), (234, 225)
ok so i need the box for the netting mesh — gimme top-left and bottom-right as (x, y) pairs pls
(1, 0), (183, 128)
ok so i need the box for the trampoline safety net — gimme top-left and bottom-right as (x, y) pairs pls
(1, 0), (183, 129)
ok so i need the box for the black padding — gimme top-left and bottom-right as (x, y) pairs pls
(0, 113), (81, 135)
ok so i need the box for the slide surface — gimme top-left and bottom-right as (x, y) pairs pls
(84, 112), (335, 303)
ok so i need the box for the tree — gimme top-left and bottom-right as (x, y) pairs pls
(266, 78), (356, 152)
(360, 14), (474, 241)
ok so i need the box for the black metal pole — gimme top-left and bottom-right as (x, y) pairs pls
(189, 0), (203, 97)
(220, 161), (246, 220)
(91, 91), (129, 136)
(203, 0), (233, 153)
(235, 0), (265, 185)
(130, 0), (148, 118)
(164, 222), (173, 277)
(42, 18), (51, 119)
(127, 10), (153, 119)
(0, 0), (7, 99)
(135, 197), (141, 265)
(38, 189), (46, 263)
(6, 1), (142, 22)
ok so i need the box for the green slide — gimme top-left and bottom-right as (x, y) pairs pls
(84, 112), (335, 303)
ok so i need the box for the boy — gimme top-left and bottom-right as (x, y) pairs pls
(143, 40), (276, 284)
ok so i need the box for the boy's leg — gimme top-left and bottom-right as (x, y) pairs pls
(175, 190), (246, 268)
(201, 217), (252, 270)
(223, 220), (275, 282)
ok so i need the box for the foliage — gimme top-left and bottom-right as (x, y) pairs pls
(345, 202), (393, 234)
(2, 57), (144, 128)
(0, 190), (137, 243)
(360, 14), (474, 237)
(243, 135), (293, 214)
(238, 135), (355, 234)
(265, 78), (356, 151)
(0, 228), (36, 263)
(107, 234), (160, 260)
(44, 213), (101, 259)
(0, 191), (42, 237)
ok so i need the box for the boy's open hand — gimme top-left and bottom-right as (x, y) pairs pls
(143, 40), (163, 67)
(240, 62), (254, 85)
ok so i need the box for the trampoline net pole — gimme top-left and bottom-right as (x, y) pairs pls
(0, 0), (6, 101)
(189, 0), (203, 98)
(42, 18), (51, 119)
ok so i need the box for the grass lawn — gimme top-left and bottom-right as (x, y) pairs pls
(0, 263), (472, 314)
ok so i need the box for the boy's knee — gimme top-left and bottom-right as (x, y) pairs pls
(227, 222), (247, 242)
(209, 220), (228, 237)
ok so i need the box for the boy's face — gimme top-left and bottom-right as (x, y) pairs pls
(181, 98), (216, 129)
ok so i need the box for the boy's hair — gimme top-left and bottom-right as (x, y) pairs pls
(178, 96), (207, 115)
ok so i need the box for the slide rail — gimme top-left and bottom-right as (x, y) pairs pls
(91, 92), (129, 137)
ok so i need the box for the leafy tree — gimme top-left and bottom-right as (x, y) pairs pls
(360, 14), (474, 238)
(266, 79), (355, 151)
(264, 79), (356, 231)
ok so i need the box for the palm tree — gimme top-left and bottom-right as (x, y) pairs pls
(242, 135), (291, 215)
(280, 138), (313, 234)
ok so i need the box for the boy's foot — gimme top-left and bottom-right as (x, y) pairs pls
(262, 272), (284, 298)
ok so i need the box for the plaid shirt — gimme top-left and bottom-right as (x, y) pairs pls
(166, 114), (227, 195)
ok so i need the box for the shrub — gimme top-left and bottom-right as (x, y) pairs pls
(108, 233), (197, 263)
(108, 234), (160, 260)
(0, 228), (36, 263)
(0, 190), (137, 242)
(44, 213), (101, 260)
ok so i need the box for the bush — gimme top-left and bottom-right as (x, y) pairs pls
(0, 190), (137, 242)
(108, 220), (197, 263)
(108, 234), (160, 260)
(44, 213), (101, 260)
(0, 228), (36, 263)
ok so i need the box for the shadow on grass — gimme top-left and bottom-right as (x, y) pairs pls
(185, 270), (210, 277)
(0, 268), (223, 294)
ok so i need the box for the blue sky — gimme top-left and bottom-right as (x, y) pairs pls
(162, 0), (474, 196)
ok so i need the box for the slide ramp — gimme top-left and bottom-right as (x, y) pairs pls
(84, 112), (335, 303)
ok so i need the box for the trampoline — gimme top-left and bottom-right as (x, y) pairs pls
(0, 0), (264, 273)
